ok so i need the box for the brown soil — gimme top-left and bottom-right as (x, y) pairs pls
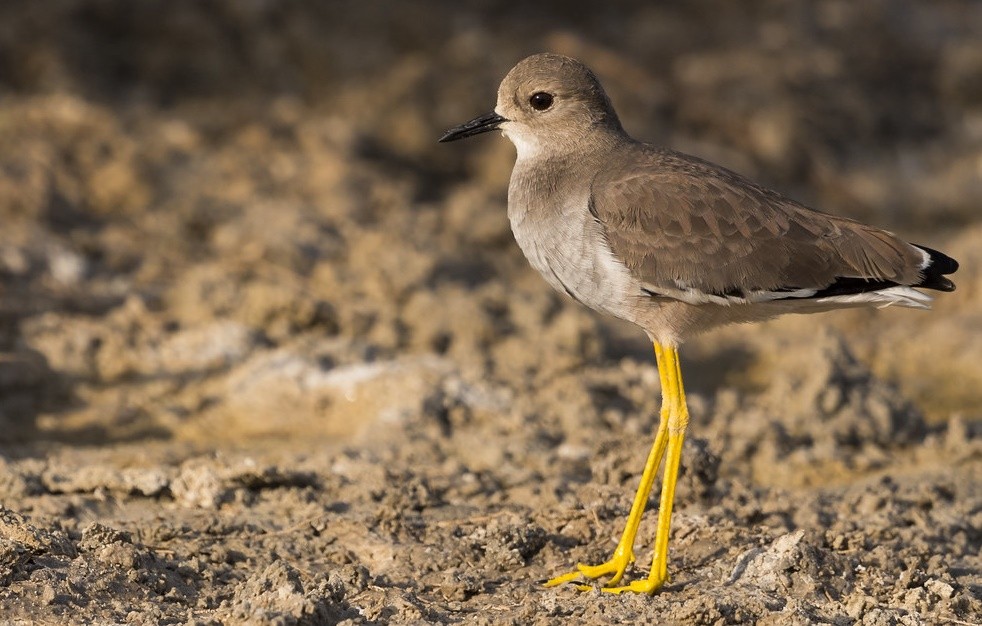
(0, 1), (980, 624)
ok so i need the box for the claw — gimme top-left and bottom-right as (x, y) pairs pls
(543, 569), (584, 588)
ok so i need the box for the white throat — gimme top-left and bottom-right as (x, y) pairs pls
(500, 124), (544, 161)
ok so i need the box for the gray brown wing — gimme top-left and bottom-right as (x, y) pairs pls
(589, 147), (927, 303)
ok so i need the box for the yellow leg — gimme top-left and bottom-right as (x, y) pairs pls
(544, 343), (689, 594)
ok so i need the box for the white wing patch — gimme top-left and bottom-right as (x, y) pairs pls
(644, 282), (818, 306)
(814, 286), (933, 310)
(916, 246), (932, 270)
(643, 282), (932, 310)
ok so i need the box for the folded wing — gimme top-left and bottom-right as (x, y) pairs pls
(590, 146), (957, 308)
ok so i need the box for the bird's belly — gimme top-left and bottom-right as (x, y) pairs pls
(509, 205), (638, 321)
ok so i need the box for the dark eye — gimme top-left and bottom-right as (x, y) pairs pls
(529, 92), (554, 111)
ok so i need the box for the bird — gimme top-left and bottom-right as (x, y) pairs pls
(438, 53), (958, 595)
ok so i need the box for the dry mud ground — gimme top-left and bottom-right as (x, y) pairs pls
(0, 1), (981, 624)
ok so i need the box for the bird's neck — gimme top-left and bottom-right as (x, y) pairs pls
(508, 137), (622, 223)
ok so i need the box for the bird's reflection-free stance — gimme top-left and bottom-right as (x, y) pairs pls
(440, 53), (957, 594)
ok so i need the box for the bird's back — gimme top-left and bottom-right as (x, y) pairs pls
(588, 142), (956, 309)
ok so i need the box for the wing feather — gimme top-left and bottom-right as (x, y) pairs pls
(590, 146), (927, 303)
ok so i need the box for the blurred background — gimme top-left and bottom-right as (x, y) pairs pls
(0, 0), (980, 446)
(0, 2), (980, 623)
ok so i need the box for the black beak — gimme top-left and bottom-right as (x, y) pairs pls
(438, 112), (507, 143)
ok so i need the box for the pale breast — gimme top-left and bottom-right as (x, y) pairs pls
(508, 196), (640, 322)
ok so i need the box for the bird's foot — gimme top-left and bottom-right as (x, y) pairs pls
(543, 548), (633, 590)
(600, 573), (667, 595)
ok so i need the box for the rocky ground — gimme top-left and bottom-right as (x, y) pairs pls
(0, 1), (980, 624)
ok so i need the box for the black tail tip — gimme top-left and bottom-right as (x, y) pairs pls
(932, 276), (957, 292)
(914, 244), (958, 292)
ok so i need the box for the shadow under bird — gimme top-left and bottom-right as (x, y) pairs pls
(439, 53), (958, 594)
